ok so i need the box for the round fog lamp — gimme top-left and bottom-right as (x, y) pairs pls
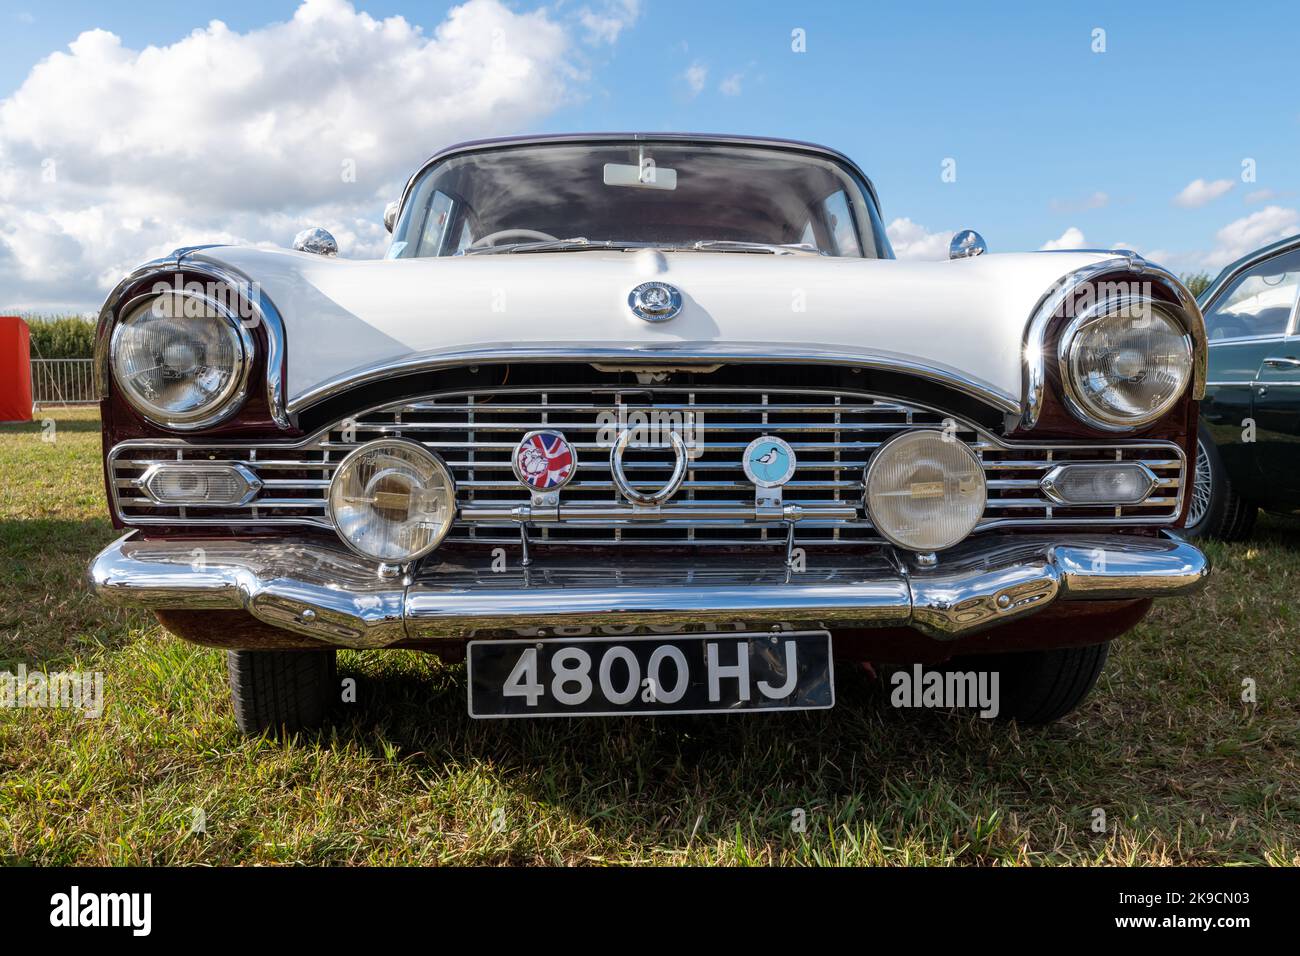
(327, 439), (455, 562)
(864, 430), (986, 551)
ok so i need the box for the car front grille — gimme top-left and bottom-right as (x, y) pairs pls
(109, 384), (1186, 547)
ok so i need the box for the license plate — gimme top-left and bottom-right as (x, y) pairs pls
(467, 631), (834, 718)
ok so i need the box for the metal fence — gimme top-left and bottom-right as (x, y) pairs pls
(30, 358), (97, 405)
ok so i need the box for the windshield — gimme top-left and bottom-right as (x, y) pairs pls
(388, 141), (891, 259)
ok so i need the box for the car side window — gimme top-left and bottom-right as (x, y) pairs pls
(1204, 248), (1300, 341)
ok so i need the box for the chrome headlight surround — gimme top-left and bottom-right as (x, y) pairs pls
(109, 290), (254, 430)
(327, 438), (457, 563)
(1056, 296), (1194, 432)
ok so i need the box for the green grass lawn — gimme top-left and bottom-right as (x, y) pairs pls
(1, 408), (1297, 865)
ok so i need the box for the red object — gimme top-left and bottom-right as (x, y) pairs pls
(0, 316), (33, 422)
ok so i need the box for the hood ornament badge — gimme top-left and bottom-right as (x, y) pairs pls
(628, 281), (683, 322)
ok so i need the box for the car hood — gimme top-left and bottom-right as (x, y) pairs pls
(186, 245), (1121, 414)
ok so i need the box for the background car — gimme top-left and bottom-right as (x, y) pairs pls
(1187, 234), (1300, 539)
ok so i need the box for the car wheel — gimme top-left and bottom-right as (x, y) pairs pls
(951, 642), (1110, 724)
(1182, 423), (1257, 541)
(226, 649), (337, 736)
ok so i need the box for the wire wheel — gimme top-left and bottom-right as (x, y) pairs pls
(1188, 438), (1213, 527)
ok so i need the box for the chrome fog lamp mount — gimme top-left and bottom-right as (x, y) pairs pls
(1039, 462), (1158, 506)
(139, 463), (260, 506)
(864, 429), (987, 552)
(327, 439), (456, 563)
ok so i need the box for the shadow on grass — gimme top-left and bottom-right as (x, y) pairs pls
(313, 649), (1087, 854)
(0, 416), (102, 434)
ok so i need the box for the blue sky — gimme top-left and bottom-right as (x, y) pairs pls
(1, 0), (1296, 311)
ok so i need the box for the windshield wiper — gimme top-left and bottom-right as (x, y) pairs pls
(462, 237), (607, 256)
(461, 238), (826, 256)
(689, 240), (823, 256)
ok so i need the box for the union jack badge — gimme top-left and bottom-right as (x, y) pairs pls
(512, 430), (578, 491)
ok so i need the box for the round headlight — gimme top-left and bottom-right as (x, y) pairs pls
(111, 292), (252, 428)
(328, 439), (456, 563)
(864, 430), (986, 552)
(1059, 300), (1193, 428)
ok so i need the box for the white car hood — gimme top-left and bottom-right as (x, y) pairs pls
(188, 246), (1119, 414)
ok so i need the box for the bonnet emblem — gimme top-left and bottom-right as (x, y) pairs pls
(627, 281), (683, 322)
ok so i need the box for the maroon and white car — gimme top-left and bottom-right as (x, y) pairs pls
(89, 134), (1210, 733)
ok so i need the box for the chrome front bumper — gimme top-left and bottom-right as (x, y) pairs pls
(89, 532), (1209, 649)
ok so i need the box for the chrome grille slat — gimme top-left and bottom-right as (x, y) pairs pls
(108, 382), (1186, 546)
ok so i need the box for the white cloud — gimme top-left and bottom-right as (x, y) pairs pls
(683, 61), (707, 96)
(719, 73), (743, 96)
(886, 218), (952, 260)
(1040, 226), (1087, 251)
(1173, 177), (1234, 208)
(1205, 205), (1299, 269)
(0, 0), (608, 311)
(1244, 188), (1277, 205)
(577, 0), (639, 45)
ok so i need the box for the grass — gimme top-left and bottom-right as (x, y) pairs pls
(1, 407), (1297, 866)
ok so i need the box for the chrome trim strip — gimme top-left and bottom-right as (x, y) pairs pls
(89, 530), (1210, 647)
(1021, 255), (1207, 428)
(285, 346), (1021, 416)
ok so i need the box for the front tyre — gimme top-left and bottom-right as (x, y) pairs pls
(1183, 422), (1257, 541)
(227, 649), (337, 736)
(953, 642), (1110, 724)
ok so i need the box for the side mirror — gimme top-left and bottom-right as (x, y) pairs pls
(293, 227), (338, 257)
(949, 229), (986, 259)
(384, 200), (400, 234)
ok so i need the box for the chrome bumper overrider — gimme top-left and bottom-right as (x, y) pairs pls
(89, 532), (1209, 649)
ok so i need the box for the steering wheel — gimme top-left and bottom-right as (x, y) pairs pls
(468, 229), (558, 249)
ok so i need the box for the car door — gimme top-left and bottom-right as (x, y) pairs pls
(1202, 245), (1300, 505)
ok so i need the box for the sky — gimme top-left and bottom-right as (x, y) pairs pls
(0, 0), (1296, 313)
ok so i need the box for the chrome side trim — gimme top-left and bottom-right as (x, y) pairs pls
(93, 247), (291, 430)
(89, 531), (1209, 647)
(1021, 256), (1208, 428)
(285, 346), (1021, 416)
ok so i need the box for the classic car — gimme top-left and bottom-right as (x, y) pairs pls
(1185, 233), (1300, 540)
(88, 133), (1211, 734)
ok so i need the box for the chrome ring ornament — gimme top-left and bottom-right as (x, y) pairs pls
(610, 428), (687, 505)
(512, 430), (578, 491)
(627, 282), (683, 322)
(742, 436), (797, 488)
(1187, 438), (1213, 527)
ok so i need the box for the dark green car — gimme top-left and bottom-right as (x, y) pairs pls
(1190, 233), (1300, 539)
